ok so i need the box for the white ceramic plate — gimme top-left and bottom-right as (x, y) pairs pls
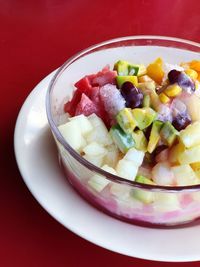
(14, 72), (200, 262)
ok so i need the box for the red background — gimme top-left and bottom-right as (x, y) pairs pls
(1, 0), (200, 266)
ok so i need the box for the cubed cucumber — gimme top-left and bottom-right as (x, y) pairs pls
(116, 108), (137, 134)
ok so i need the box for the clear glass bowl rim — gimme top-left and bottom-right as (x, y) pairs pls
(46, 35), (200, 193)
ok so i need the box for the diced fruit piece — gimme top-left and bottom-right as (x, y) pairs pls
(168, 70), (195, 93)
(123, 147), (144, 166)
(154, 193), (179, 212)
(178, 145), (200, 164)
(179, 121), (200, 148)
(92, 68), (117, 86)
(116, 159), (138, 181)
(110, 183), (131, 200)
(132, 107), (157, 130)
(164, 84), (182, 97)
(160, 121), (178, 146)
(83, 154), (104, 167)
(190, 162), (200, 179)
(171, 165), (199, 186)
(135, 175), (155, 184)
(120, 82), (144, 109)
(147, 120), (163, 153)
(146, 57), (164, 84)
(83, 142), (107, 156)
(75, 93), (98, 116)
(87, 114), (112, 146)
(58, 120), (86, 151)
(131, 175), (155, 204)
(116, 75), (138, 88)
(74, 75), (94, 92)
(185, 69), (198, 80)
(169, 142), (185, 164)
(159, 92), (170, 104)
(103, 144), (119, 168)
(64, 89), (82, 116)
(69, 114), (93, 135)
(189, 60), (200, 72)
(138, 75), (154, 83)
(132, 130), (148, 152)
(109, 124), (135, 153)
(130, 64), (146, 76)
(116, 108), (137, 134)
(183, 94), (200, 122)
(114, 60), (129, 76)
(142, 94), (150, 107)
(152, 162), (175, 186)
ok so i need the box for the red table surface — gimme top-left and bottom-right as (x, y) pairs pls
(1, 0), (200, 266)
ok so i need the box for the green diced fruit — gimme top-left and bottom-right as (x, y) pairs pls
(135, 175), (155, 184)
(132, 107), (157, 131)
(160, 121), (178, 146)
(114, 60), (129, 76)
(132, 130), (148, 152)
(147, 120), (163, 153)
(179, 121), (200, 148)
(116, 75), (138, 88)
(109, 124), (135, 153)
(129, 64), (146, 76)
(142, 94), (150, 107)
(128, 64), (140, 75)
(116, 108), (137, 134)
(131, 175), (155, 204)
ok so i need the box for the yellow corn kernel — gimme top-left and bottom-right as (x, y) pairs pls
(159, 92), (170, 104)
(185, 69), (198, 80)
(164, 84), (182, 97)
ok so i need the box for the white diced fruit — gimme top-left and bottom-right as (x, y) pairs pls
(154, 193), (180, 212)
(116, 159), (138, 181)
(103, 144), (119, 168)
(179, 121), (200, 148)
(87, 114), (112, 145)
(69, 114), (93, 135)
(83, 141), (107, 156)
(83, 154), (104, 167)
(178, 145), (200, 164)
(171, 165), (199, 186)
(58, 120), (86, 151)
(152, 162), (175, 186)
(88, 165), (116, 192)
(123, 147), (144, 166)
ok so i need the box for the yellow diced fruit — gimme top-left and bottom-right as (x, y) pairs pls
(159, 92), (170, 104)
(164, 84), (182, 97)
(189, 60), (200, 72)
(178, 145), (200, 164)
(179, 121), (200, 148)
(138, 75), (154, 83)
(185, 69), (198, 80)
(169, 142), (185, 164)
(191, 162), (200, 179)
(146, 57), (164, 85)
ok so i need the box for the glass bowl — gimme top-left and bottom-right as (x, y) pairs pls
(46, 36), (200, 227)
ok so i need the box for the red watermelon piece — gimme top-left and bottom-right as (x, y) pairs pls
(75, 93), (98, 116)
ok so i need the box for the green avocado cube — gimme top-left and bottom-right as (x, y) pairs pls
(116, 75), (138, 88)
(142, 94), (151, 108)
(132, 130), (148, 152)
(114, 60), (129, 76)
(132, 107), (157, 130)
(129, 64), (146, 76)
(116, 108), (137, 134)
(160, 121), (179, 146)
(109, 124), (135, 153)
(147, 120), (163, 153)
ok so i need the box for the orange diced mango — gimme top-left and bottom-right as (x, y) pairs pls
(189, 60), (200, 72)
(146, 58), (164, 85)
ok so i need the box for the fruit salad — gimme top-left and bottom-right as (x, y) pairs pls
(56, 57), (200, 225)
